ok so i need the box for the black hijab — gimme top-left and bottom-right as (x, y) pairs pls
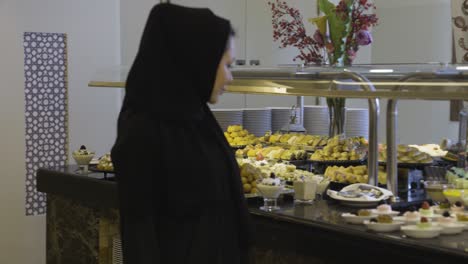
(112, 3), (254, 263)
(123, 3), (231, 119)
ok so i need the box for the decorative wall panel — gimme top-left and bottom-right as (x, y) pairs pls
(24, 32), (68, 215)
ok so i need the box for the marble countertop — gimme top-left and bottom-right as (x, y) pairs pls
(37, 166), (468, 261)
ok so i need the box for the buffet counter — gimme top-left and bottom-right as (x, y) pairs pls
(37, 166), (468, 264)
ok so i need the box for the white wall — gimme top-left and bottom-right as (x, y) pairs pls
(370, 0), (455, 144)
(0, 0), (120, 263)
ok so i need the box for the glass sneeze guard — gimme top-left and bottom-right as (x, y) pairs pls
(89, 63), (468, 100)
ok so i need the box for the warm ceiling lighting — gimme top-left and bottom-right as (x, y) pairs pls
(369, 69), (394, 73)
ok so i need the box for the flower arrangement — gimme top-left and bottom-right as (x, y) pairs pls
(268, 0), (378, 66)
(268, 0), (378, 136)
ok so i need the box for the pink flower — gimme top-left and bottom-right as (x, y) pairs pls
(356, 30), (372, 46)
(313, 30), (324, 47)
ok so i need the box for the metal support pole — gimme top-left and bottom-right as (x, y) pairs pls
(322, 72), (380, 186)
(297, 96), (304, 127)
(386, 72), (458, 199)
(457, 107), (468, 168)
(387, 99), (399, 200)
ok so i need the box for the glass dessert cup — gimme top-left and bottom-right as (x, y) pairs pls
(72, 153), (95, 174)
(257, 184), (284, 212)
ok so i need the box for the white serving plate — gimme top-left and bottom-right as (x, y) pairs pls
(341, 213), (378, 225)
(431, 206), (451, 215)
(327, 183), (393, 208)
(393, 216), (419, 225)
(457, 221), (468, 230)
(364, 220), (404, 232)
(435, 223), (465, 235)
(401, 225), (442, 238)
(418, 212), (443, 219)
(370, 209), (400, 216)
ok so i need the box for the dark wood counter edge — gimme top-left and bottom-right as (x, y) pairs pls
(249, 209), (468, 262)
(37, 167), (119, 209)
(36, 167), (468, 262)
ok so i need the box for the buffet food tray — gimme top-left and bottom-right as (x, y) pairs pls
(89, 164), (114, 174)
(310, 159), (367, 166)
(378, 161), (434, 169)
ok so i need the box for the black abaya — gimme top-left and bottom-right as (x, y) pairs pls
(111, 3), (254, 264)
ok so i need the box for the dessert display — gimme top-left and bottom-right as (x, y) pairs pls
(364, 215), (404, 232)
(257, 174), (285, 212)
(445, 167), (468, 188)
(256, 174), (284, 199)
(401, 224), (442, 239)
(267, 133), (328, 150)
(358, 209), (372, 217)
(341, 209), (377, 225)
(371, 204), (400, 216)
(293, 176), (317, 202)
(235, 144), (307, 161)
(324, 165), (387, 185)
(310, 136), (367, 161)
(96, 153), (114, 172)
(424, 181), (450, 203)
(237, 158), (317, 188)
(442, 151), (458, 162)
(72, 145), (95, 173)
(417, 217), (432, 229)
(376, 204), (392, 214)
(224, 125), (260, 147)
(455, 213), (468, 222)
(419, 201), (435, 217)
(239, 163), (262, 194)
(397, 210), (421, 224)
(437, 211), (456, 224)
(379, 144), (433, 164)
(432, 199), (451, 215)
(451, 201), (465, 213)
(408, 144), (447, 157)
(442, 188), (465, 205)
(327, 183), (393, 207)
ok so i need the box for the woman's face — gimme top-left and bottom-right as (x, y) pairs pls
(209, 37), (235, 104)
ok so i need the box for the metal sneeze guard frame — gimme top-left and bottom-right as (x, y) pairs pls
(88, 63), (468, 198)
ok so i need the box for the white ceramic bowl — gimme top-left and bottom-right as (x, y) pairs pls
(257, 184), (284, 199)
(341, 213), (378, 225)
(364, 220), (404, 232)
(401, 225), (442, 238)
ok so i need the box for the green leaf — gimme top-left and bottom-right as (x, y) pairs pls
(319, 0), (353, 65)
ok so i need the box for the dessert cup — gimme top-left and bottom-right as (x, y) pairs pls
(72, 152), (95, 174)
(257, 184), (284, 211)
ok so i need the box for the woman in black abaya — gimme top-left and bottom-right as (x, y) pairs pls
(111, 3), (254, 264)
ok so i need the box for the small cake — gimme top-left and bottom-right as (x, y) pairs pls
(417, 217), (431, 228)
(456, 213), (468, 222)
(358, 209), (372, 217)
(376, 215), (393, 223)
(451, 201), (465, 213)
(403, 211), (421, 222)
(419, 201), (434, 217)
(376, 204), (392, 214)
(439, 199), (451, 210)
(438, 211), (455, 224)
